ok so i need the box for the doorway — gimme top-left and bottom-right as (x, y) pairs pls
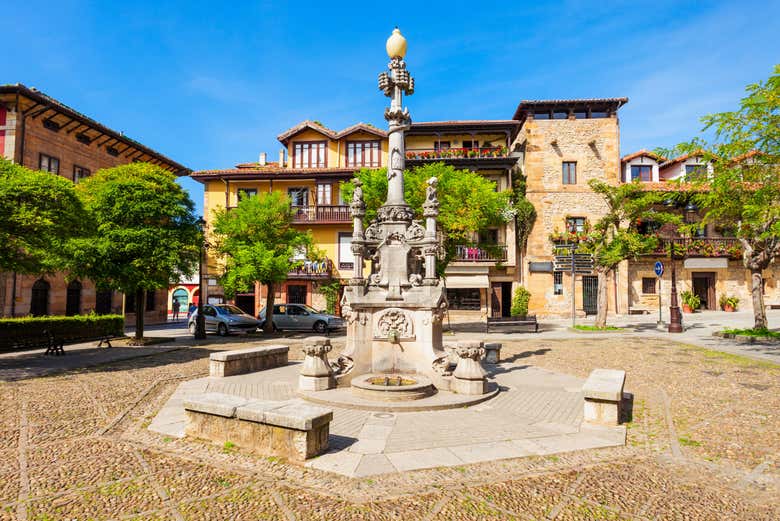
(692, 272), (716, 310)
(582, 276), (598, 315)
(235, 294), (255, 316)
(287, 284), (307, 305)
(490, 282), (513, 317)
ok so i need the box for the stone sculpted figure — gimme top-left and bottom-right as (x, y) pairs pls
(423, 176), (439, 217)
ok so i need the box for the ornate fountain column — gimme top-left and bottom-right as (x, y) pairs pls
(331, 28), (454, 391)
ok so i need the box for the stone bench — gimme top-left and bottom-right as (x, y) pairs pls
(582, 369), (626, 426)
(183, 392), (332, 462)
(209, 345), (289, 377)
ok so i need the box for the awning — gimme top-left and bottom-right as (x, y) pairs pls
(444, 275), (490, 289)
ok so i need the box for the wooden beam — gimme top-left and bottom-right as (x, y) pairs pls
(65, 121), (84, 134)
(95, 135), (113, 147)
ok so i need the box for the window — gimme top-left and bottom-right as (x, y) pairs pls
(637, 220), (660, 235)
(66, 280), (82, 316)
(317, 183), (332, 205)
(346, 141), (380, 167)
(125, 292), (136, 313)
(463, 140), (479, 149)
(39, 154), (60, 174)
(553, 110), (569, 120)
(566, 217), (586, 233)
(237, 188), (257, 200)
(293, 141), (326, 168)
(554, 272), (563, 295)
(30, 279), (50, 317)
(642, 277), (657, 294)
(288, 187), (309, 207)
(95, 290), (112, 315)
(685, 164), (707, 180)
(146, 290), (155, 311)
(434, 141), (451, 151)
(478, 229), (499, 245)
(534, 111), (551, 120)
(43, 119), (61, 131)
(76, 133), (91, 145)
(446, 288), (481, 310)
(562, 162), (577, 184)
(630, 165), (652, 182)
(273, 305), (287, 315)
(338, 232), (353, 270)
(73, 165), (90, 183)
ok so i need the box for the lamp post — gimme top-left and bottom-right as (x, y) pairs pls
(194, 217), (207, 339)
(668, 239), (683, 333)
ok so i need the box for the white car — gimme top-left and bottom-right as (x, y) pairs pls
(188, 304), (261, 336)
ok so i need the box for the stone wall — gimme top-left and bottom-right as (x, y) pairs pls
(517, 116), (621, 317)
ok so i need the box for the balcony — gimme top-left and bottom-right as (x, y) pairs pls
(405, 147), (518, 169)
(652, 237), (743, 259)
(454, 244), (508, 262)
(287, 258), (333, 279)
(292, 205), (351, 224)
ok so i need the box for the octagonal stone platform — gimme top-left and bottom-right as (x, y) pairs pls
(149, 361), (625, 477)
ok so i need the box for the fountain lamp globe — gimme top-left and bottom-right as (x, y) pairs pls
(386, 27), (407, 59)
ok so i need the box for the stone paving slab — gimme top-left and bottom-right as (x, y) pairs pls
(149, 360), (626, 477)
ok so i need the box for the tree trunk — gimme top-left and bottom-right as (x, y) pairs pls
(262, 282), (275, 333)
(750, 269), (767, 330)
(594, 268), (609, 329)
(135, 287), (145, 341)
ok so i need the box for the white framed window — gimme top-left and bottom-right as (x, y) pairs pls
(317, 183), (332, 205)
(346, 141), (381, 167)
(338, 232), (353, 270)
(553, 271), (563, 295)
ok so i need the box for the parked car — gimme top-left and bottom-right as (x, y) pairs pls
(188, 304), (261, 336)
(258, 303), (345, 333)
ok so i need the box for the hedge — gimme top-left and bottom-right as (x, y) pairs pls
(0, 315), (125, 349)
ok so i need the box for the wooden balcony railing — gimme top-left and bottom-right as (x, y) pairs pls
(287, 258), (333, 279)
(292, 205), (351, 223)
(651, 237), (743, 258)
(406, 147), (510, 160)
(454, 244), (508, 262)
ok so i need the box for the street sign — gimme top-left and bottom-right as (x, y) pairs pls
(654, 261), (664, 277)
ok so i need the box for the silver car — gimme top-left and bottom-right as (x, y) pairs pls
(258, 303), (345, 333)
(188, 304), (261, 336)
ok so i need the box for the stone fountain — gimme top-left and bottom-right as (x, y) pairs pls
(297, 28), (489, 401)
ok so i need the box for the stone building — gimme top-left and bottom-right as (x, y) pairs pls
(513, 98), (627, 317)
(0, 84), (189, 324)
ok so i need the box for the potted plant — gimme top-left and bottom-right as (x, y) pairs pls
(680, 291), (701, 313)
(510, 286), (531, 318)
(719, 294), (739, 312)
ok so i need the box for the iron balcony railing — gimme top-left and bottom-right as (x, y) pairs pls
(291, 205), (351, 223)
(454, 244), (508, 262)
(287, 258), (333, 279)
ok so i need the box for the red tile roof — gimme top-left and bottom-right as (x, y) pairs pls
(621, 149), (666, 163)
(190, 167), (359, 183)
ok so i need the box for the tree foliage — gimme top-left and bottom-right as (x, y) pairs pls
(664, 64), (780, 329)
(0, 158), (86, 275)
(68, 163), (200, 339)
(211, 191), (313, 332)
(341, 163), (513, 273)
(581, 180), (677, 328)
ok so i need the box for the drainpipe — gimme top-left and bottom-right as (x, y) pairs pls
(10, 273), (16, 317)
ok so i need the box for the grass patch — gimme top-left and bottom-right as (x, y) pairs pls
(722, 327), (780, 339)
(680, 343), (779, 369)
(678, 435), (702, 447)
(572, 325), (622, 331)
(222, 441), (236, 453)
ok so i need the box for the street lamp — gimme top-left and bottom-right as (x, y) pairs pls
(194, 217), (207, 339)
(668, 238), (683, 333)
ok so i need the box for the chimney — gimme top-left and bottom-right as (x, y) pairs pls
(279, 149), (286, 167)
(259, 152), (267, 166)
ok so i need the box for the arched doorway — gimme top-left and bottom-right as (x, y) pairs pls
(95, 289), (113, 315)
(172, 288), (188, 317)
(30, 279), (50, 317)
(66, 280), (82, 316)
(192, 288), (200, 306)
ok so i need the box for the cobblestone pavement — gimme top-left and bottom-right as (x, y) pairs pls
(1, 335), (778, 520)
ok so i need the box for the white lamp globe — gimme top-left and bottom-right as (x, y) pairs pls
(386, 27), (407, 59)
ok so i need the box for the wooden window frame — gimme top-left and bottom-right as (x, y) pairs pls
(39, 153), (60, 174)
(566, 217), (586, 233)
(287, 187), (309, 207)
(346, 140), (381, 168)
(237, 188), (258, 200)
(630, 164), (652, 182)
(642, 277), (657, 295)
(292, 141), (327, 168)
(562, 161), (577, 184)
(316, 183), (332, 205)
(73, 165), (90, 183)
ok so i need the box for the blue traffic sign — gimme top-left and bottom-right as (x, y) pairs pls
(654, 261), (664, 277)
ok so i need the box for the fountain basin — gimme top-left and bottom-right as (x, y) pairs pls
(351, 373), (435, 401)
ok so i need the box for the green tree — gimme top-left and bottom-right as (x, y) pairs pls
(341, 163), (514, 274)
(0, 158), (86, 275)
(665, 65), (780, 329)
(68, 163), (200, 340)
(211, 192), (313, 333)
(582, 180), (675, 328)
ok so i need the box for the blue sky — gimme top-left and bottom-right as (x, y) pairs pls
(5, 1), (779, 216)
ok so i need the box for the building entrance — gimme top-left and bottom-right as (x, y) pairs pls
(287, 284), (307, 305)
(692, 272), (716, 310)
(582, 276), (598, 315)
